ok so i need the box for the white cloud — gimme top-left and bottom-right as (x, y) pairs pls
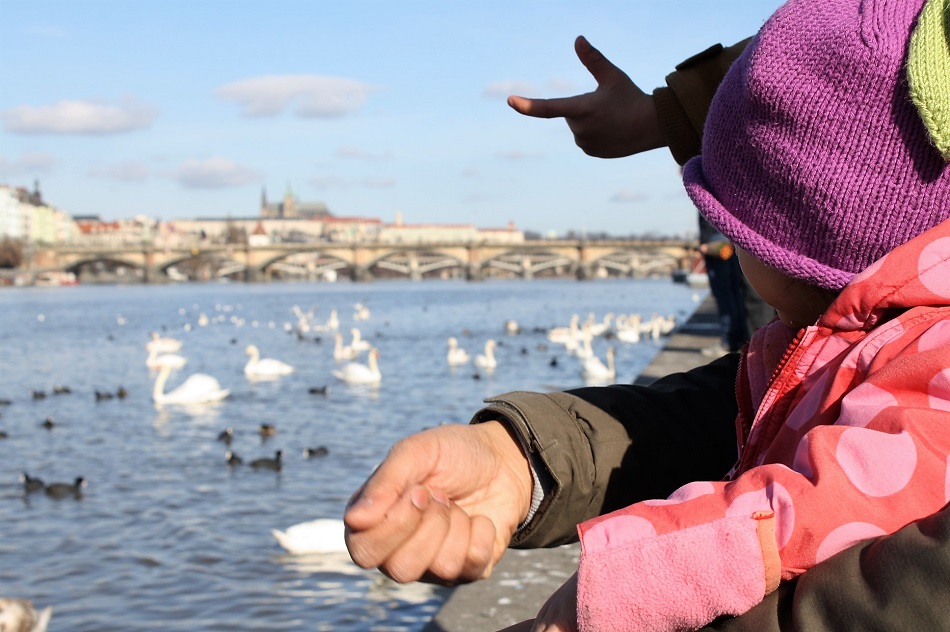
(496, 150), (533, 161)
(546, 78), (576, 93)
(610, 189), (648, 203)
(1, 97), (156, 135)
(362, 177), (396, 189)
(335, 146), (391, 160)
(89, 161), (150, 182)
(216, 75), (376, 118)
(310, 175), (349, 190)
(174, 157), (261, 189)
(0, 151), (56, 175)
(483, 80), (536, 99)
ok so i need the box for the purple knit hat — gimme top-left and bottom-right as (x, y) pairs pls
(684, 0), (950, 291)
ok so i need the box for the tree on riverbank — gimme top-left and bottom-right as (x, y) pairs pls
(0, 238), (23, 268)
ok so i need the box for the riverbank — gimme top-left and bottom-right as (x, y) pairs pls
(423, 295), (721, 631)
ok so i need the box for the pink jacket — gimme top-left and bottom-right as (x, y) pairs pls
(577, 217), (950, 632)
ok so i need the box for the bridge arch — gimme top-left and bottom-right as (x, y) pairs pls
(262, 250), (354, 282)
(479, 249), (579, 280)
(365, 249), (468, 281)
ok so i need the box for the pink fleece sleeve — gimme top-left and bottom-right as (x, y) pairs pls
(578, 511), (780, 632)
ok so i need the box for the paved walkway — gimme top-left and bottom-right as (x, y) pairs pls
(423, 295), (721, 631)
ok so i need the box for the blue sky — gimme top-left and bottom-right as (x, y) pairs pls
(1, 0), (784, 237)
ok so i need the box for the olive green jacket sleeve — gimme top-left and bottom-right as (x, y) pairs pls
(472, 354), (741, 548)
(653, 38), (752, 165)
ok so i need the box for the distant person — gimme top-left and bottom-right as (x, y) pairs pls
(344, 1), (950, 631)
(698, 214), (747, 356)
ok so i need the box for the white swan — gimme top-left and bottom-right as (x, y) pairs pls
(333, 347), (381, 384)
(153, 363), (230, 405)
(0, 598), (52, 632)
(272, 518), (348, 555)
(547, 314), (580, 344)
(615, 314), (642, 344)
(446, 336), (471, 366)
(348, 327), (372, 352)
(312, 308), (340, 333)
(353, 303), (371, 321)
(581, 347), (616, 381)
(146, 348), (187, 370)
(588, 312), (615, 337)
(474, 339), (497, 370)
(572, 332), (595, 360)
(146, 332), (182, 353)
(244, 344), (294, 378)
(333, 332), (360, 362)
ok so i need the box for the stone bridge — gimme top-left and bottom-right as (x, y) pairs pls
(29, 239), (696, 283)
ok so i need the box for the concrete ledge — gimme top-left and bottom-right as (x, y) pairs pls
(424, 295), (719, 632)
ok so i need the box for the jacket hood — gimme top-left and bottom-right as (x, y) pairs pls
(820, 216), (950, 332)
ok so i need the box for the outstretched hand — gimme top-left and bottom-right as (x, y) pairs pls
(507, 36), (663, 158)
(344, 421), (533, 585)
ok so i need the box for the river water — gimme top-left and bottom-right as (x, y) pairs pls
(0, 278), (702, 631)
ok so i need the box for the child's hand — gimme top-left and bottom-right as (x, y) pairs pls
(507, 36), (662, 159)
(499, 572), (578, 632)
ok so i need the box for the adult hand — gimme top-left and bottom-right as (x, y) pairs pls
(507, 36), (663, 158)
(344, 421), (533, 585)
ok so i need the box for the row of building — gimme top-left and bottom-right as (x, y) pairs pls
(0, 183), (525, 251)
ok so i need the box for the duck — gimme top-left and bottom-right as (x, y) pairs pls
(446, 337), (471, 366)
(258, 423), (277, 437)
(0, 598), (52, 632)
(94, 390), (114, 401)
(244, 345), (294, 378)
(474, 339), (498, 370)
(45, 477), (86, 499)
(52, 384), (71, 395)
(146, 332), (182, 353)
(303, 446), (329, 458)
(152, 363), (229, 406)
(332, 348), (381, 385)
(217, 427), (234, 444)
(581, 347), (617, 381)
(250, 450), (283, 470)
(225, 450), (243, 466)
(308, 385), (329, 396)
(271, 518), (347, 554)
(20, 472), (45, 493)
(41, 416), (55, 430)
(116, 386), (128, 399)
(146, 348), (187, 370)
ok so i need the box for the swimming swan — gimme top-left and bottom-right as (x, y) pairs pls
(146, 348), (187, 370)
(244, 345), (294, 378)
(446, 337), (471, 366)
(332, 348), (381, 384)
(272, 518), (347, 555)
(146, 332), (182, 353)
(348, 328), (372, 352)
(581, 347), (616, 381)
(474, 339), (497, 370)
(153, 363), (229, 405)
(333, 333), (360, 362)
